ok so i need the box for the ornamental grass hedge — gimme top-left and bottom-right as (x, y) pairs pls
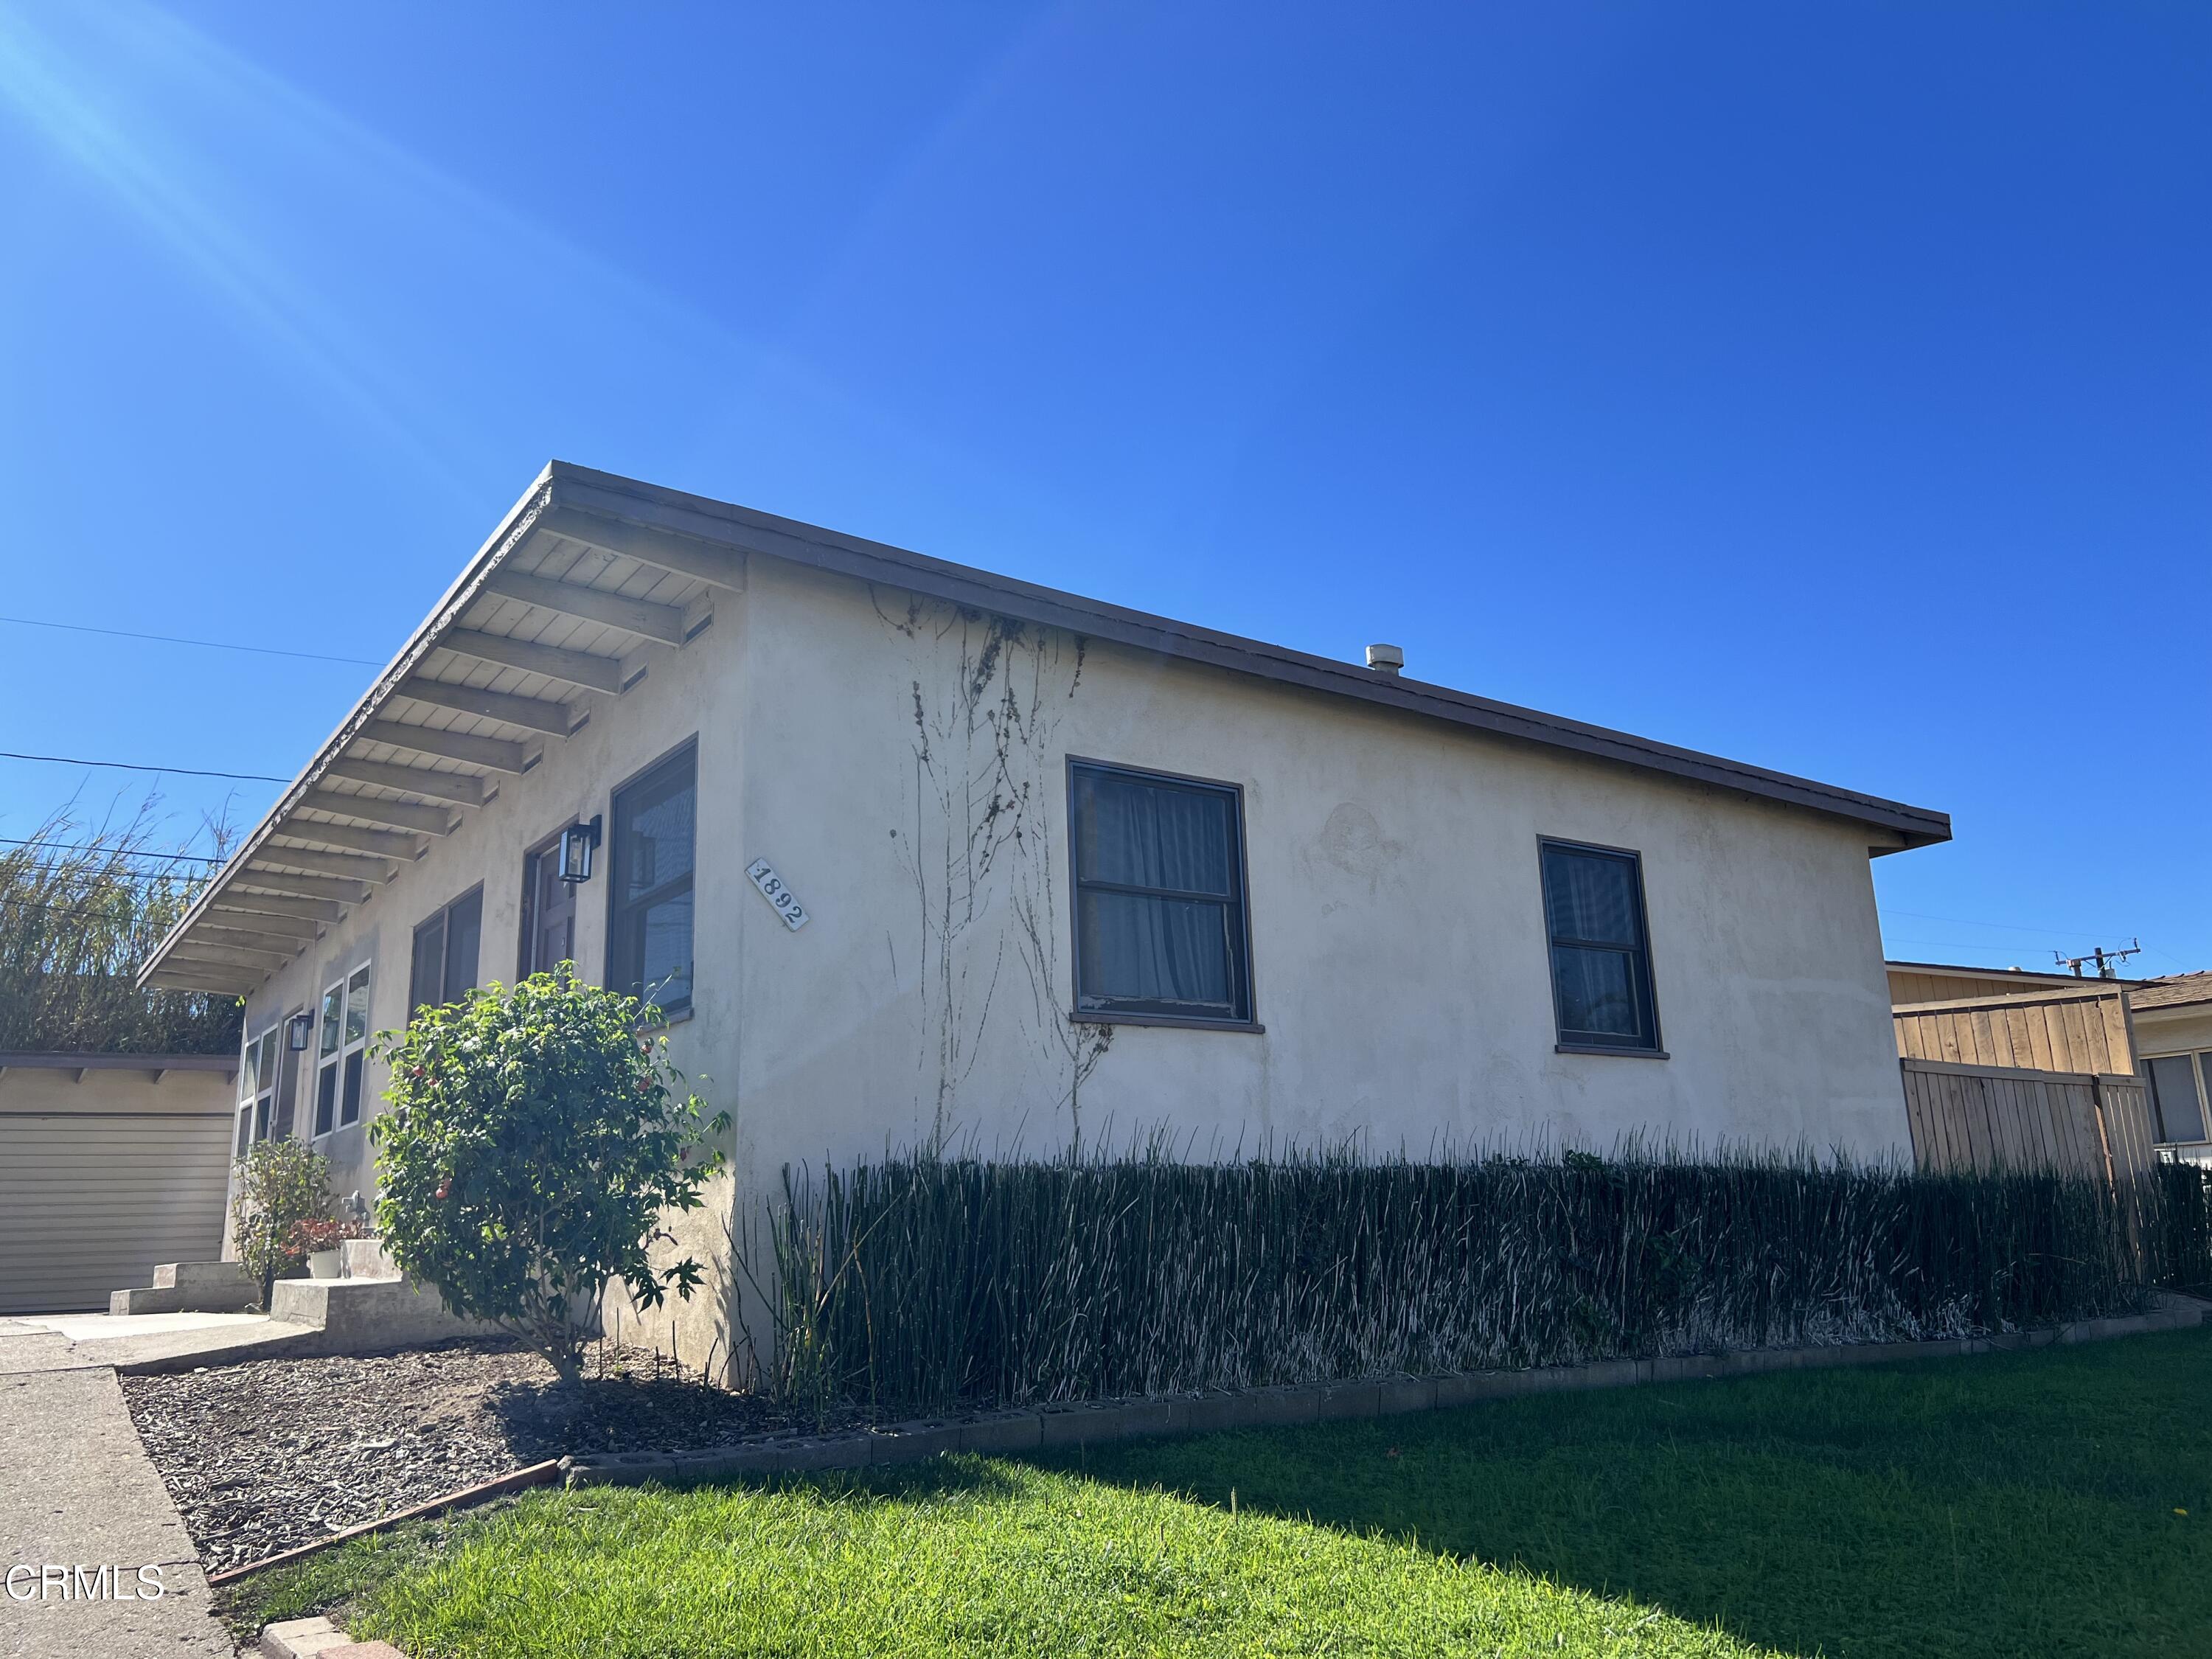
(748, 1141), (2212, 1420)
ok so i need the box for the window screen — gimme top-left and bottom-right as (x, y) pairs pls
(410, 888), (482, 1012)
(1069, 761), (1252, 1023)
(2147, 1054), (2208, 1144)
(609, 744), (697, 1015)
(1540, 841), (1660, 1050)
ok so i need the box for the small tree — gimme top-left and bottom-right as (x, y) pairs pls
(369, 970), (728, 1383)
(230, 1138), (333, 1305)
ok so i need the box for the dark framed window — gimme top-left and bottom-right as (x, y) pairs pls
(520, 832), (577, 978)
(1540, 840), (1661, 1052)
(608, 741), (696, 1015)
(410, 886), (482, 1012)
(1068, 759), (1253, 1026)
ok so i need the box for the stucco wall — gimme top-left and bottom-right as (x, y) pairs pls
(729, 562), (1910, 1179)
(236, 554), (1913, 1374)
(2135, 1004), (2212, 1061)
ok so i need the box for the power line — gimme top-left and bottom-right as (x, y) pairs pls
(0, 835), (223, 866)
(0, 613), (380, 667)
(0, 894), (199, 928)
(0, 864), (212, 886)
(1879, 907), (2135, 939)
(0, 751), (289, 784)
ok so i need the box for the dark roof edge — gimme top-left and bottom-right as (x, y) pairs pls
(548, 462), (1952, 849)
(1883, 959), (2145, 987)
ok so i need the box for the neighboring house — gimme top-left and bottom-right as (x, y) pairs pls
(2130, 974), (2212, 1164)
(1885, 959), (2131, 1008)
(1887, 958), (2210, 1172)
(140, 462), (1952, 1364)
(0, 1053), (237, 1312)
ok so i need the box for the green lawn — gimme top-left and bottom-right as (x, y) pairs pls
(231, 1328), (2212, 1658)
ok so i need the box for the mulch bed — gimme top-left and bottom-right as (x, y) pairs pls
(122, 1338), (860, 1573)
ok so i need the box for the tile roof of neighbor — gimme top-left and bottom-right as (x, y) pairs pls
(141, 462), (1952, 992)
(2129, 973), (2212, 1012)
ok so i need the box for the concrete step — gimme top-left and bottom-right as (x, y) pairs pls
(110, 1262), (257, 1316)
(339, 1239), (400, 1279)
(268, 1275), (500, 1348)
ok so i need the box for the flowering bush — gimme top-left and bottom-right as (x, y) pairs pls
(369, 969), (729, 1383)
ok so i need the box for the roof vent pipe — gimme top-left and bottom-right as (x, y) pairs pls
(1365, 643), (1405, 676)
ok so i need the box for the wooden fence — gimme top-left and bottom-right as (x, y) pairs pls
(1893, 984), (2135, 1077)
(1901, 1058), (2159, 1183)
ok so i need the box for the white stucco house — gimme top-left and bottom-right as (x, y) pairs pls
(142, 462), (1951, 1363)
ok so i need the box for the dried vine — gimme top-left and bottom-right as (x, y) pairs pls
(876, 593), (1110, 1150)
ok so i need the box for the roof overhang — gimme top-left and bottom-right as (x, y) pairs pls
(144, 462), (1953, 993)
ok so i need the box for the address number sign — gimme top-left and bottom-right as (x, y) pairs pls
(745, 858), (810, 931)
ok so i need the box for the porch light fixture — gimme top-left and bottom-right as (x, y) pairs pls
(285, 1011), (316, 1051)
(559, 815), (602, 885)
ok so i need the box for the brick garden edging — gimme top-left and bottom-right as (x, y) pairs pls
(564, 1293), (2210, 1489)
(259, 1615), (406, 1657)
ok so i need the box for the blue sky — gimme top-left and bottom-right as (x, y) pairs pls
(1, 3), (2205, 975)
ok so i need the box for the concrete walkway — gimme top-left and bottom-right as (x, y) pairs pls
(3, 1310), (316, 1377)
(16, 1312), (271, 1344)
(0, 1322), (237, 1658)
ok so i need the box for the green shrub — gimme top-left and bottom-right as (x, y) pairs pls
(229, 1138), (333, 1304)
(753, 1141), (2159, 1420)
(369, 970), (729, 1382)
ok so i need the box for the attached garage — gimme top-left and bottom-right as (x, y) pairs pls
(0, 1053), (237, 1315)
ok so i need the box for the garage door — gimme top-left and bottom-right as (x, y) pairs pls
(0, 1111), (232, 1315)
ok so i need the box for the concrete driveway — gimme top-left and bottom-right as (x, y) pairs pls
(0, 1320), (237, 1658)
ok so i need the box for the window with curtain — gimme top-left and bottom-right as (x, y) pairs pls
(1540, 841), (1660, 1051)
(1069, 760), (1252, 1024)
(609, 742), (696, 1015)
(409, 887), (482, 1012)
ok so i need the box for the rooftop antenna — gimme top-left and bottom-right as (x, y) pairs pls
(2054, 939), (2140, 979)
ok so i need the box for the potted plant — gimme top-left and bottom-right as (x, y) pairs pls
(289, 1217), (364, 1281)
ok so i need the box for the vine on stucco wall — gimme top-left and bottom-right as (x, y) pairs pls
(877, 594), (1110, 1151)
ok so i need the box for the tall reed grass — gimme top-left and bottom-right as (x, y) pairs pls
(2151, 1159), (2212, 1293)
(749, 1140), (2190, 1420)
(0, 805), (237, 1054)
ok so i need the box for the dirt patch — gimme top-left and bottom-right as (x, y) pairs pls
(122, 1338), (857, 1573)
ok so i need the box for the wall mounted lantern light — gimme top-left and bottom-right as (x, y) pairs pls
(559, 815), (603, 885)
(285, 1010), (316, 1051)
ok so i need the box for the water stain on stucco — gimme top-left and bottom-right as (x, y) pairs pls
(1316, 802), (1402, 887)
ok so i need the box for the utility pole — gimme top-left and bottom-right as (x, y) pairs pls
(2053, 939), (2141, 979)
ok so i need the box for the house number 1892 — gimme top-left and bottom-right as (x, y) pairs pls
(745, 859), (810, 931)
